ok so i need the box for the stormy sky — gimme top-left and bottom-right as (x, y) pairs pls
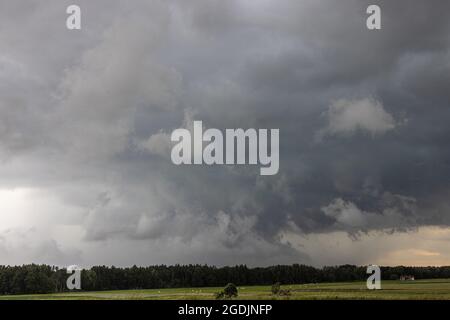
(1, 0), (450, 267)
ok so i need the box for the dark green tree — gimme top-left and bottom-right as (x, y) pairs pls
(223, 283), (238, 298)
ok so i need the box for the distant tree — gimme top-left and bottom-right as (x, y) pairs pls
(81, 269), (97, 291)
(223, 283), (238, 298)
(271, 282), (281, 295)
(390, 274), (399, 280)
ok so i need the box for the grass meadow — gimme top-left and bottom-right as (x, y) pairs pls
(1, 279), (450, 300)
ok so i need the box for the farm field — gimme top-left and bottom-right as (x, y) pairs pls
(1, 279), (450, 300)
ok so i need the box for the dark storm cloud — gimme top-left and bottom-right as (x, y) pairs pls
(161, 0), (450, 235)
(0, 0), (449, 266)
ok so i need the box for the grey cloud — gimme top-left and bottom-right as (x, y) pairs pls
(317, 97), (397, 139)
(0, 0), (449, 266)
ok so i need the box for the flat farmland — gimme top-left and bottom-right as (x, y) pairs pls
(1, 279), (450, 300)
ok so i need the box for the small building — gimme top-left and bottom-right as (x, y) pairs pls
(400, 275), (415, 281)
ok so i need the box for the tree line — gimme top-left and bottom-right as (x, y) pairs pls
(1, 264), (450, 295)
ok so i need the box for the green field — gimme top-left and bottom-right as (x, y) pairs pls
(1, 279), (450, 300)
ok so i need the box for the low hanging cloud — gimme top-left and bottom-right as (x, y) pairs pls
(136, 131), (172, 159)
(321, 193), (418, 235)
(317, 98), (397, 140)
(322, 198), (369, 228)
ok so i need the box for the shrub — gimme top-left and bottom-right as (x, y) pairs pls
(279, 289), (291, 296)
(223, 283), (238, 298)
(271, 282), (281, 295)
(215, 291), (225, 299)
